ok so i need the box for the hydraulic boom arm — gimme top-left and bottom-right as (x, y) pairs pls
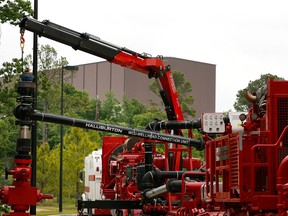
(20, 17), (189, 171)
(19, 17), (184, 121)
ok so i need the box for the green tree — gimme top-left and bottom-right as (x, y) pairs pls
(63, 127), (100, 199)
(63, 83), (94, 119)
(173, 71), (195, 117)
(0, 58), (28, 164)
(36, 142), (59, 195)
(234, 73), (284, 112)
(99, 91), (123, 125)
(26, 44), (69, 144)
(0, 116), (18, 175)
(132, 106), (166, 129)
(0, 0), (33, 25)
(80, 97), (99, 121)
(149, 71), (196, 118)
(0, 58), (25, 116)
(0, 0), (34, 159)
(35, 82), (96, 148)
(121, 96), (147, 127)
(0, 44), (96, 149)
(96, 91), (164, 129)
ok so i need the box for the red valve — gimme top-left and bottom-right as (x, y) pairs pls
(9, 167), (31, 180)
(37, 192), (54, 201)
(0, 158), (53, 216)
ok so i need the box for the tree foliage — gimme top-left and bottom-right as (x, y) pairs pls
(64, 83), (95, 119)
(132, 106), (166, 129)
(97, 91), (165, 130)
(36, 142), (58, 195)
(99, 91), (122, 125)
(233, 73), (284, 111)
(0, 0), (33, 25)
(36, 128), (101, 198)
(26, 44), (69, 98)
(63, 127), (100, 198)
(0, 0), (33, 163)
(121, 96), (147, 126)
(25, 44), (70, 145)
(149, 71), (196, 118)
(0, 58), (25, 116)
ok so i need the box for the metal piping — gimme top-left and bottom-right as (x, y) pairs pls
(243, 89), (256, 103)
(140, 169), (205, 191)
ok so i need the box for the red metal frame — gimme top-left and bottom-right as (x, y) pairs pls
(204, 79), (288, 215)
(100, 136), (202, 215)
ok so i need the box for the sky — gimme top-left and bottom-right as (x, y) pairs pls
(1, 0), (288, 113)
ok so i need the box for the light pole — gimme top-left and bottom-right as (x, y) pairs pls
(59, 65), (78, 212)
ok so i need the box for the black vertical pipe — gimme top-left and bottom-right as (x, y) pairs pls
(30, 0), (38, 215)
(144, 143), (153, 173)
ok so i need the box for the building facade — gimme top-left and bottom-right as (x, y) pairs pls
(68, 57), (216, 119)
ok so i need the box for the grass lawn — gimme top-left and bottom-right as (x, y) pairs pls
(36, 200), (78, 216)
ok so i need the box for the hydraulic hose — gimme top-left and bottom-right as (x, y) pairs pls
(146, 119), (201, 131)
(140, 169), (205, 191)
